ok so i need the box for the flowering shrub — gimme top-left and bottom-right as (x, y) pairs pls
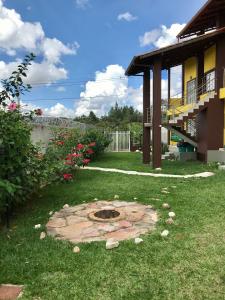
(79, 130), (111, 158)
(0, 54), (47, 219)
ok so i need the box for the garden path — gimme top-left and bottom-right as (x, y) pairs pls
(83, 166), (214, 179)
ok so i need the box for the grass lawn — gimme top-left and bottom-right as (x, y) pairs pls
(1, 154), (225, 299)
(90, 152), (217, 175)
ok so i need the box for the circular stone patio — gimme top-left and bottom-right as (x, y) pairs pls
(46, 201), (158, 243)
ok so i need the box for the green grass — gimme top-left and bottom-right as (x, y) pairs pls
(0, 154), (225, 299)
(90, 152), (217, 175)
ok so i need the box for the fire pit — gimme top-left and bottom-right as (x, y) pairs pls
(89, 209), (124, 222)
(46, 200), (158, 243)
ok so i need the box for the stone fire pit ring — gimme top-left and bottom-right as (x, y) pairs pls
(46, 200), (158, 243)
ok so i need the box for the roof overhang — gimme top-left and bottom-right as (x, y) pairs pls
(177, 0), (225, 39)
(125, 28), (225, 76)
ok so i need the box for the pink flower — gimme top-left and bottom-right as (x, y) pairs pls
(89, 142), (96, 147)
(86, 148), (94, 155)
(82, 158), (91, 165)
(63, 173), (73, 181)
(8, 102), (17, 111)
(76, 143), (84, 150)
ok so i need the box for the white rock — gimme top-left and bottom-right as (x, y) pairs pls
(94, 198), (98, 201)
(155, 168), (162, 171)
(133, 197), (138, 201)
(166, 218), (174, 225)
(63, 204), (69, 209)
(218, 165), (225, 171)
(168, 211), (176, 218)
(114, 195), (120, 200)
(162, 190), (170, 194)
(161, 230), (169, 237)
(40, 232), (46, 240)
(49, 211), (53, 216)
(34, 224), (41, 229)
(162, 203), (170, 209)
(135, 150), (140, 153)
(134, 238), (143, 244)
(73, 246), (80, 253)
(106, 238), (119, 250)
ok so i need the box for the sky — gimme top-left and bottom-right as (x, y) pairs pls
(0, 0), (206, 117)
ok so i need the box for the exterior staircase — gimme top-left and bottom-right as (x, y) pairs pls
(168, 91), (215, 126)
(165, 91), (216, 147)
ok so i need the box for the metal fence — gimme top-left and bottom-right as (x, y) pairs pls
(107, 131), (130, 152)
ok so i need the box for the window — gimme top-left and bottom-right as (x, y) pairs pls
(205, 70), (215, 92)
(187, 79), (197, 104)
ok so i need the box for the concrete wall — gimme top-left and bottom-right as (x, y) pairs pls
(30, 125), (52, 152)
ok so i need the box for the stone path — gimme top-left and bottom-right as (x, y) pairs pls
(46, 201), (158, 243)
(83, 166), (214, 179)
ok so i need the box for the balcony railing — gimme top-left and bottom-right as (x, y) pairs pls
(168, 75), (216, 118)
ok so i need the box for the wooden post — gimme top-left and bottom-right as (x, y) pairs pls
(167, 68), (171, 146)
(152, 58), (162, 168)
(143, 70), (150, 164)
(182, 63), (185, 104)
(197, 52), (204, 95)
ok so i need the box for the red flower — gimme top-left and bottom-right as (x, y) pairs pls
(86, 148), (94, 155)
(56, 141), (65, 146)
(65, 154), (73, 160)
(82, 158), (91, 165)
(63, 173), (73, 180)
(34, 108), (43, 116)
(89, 142), (96, 147)
(76, 143), (84, 150)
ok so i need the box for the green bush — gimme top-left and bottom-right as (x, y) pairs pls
(79, 129), (111, 159)
(0, 110), (46, 212)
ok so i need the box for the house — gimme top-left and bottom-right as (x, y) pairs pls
(126, 0), (225, 168)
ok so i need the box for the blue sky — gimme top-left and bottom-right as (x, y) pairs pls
(0, 0), (206, 117)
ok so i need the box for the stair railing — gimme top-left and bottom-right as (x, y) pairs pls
(168, 75), (217, 120)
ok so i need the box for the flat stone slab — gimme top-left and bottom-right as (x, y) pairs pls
(0, 284), (23, 300)
(46, 201), (158, 243)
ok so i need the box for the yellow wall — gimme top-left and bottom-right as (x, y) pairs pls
(169, 98), (182, 108)
(204, 45), (216, 73)
(184, 57), (197, 104)
(220, 88), (225, 99)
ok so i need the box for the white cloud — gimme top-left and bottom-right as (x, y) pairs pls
(44, 103), (75, 118)
(0, 0), (79, 84)
(76, 0), (89, 9)
(139, 23), (186, 48)
(75, 65), (129, 116)
(74, 64), (182, 116)
(0, 59), (68, 85)
(26, 61), (68, 84)
(117, 12), (137, 22)
(41, 38), (79, 64)
(56, 86), (66, 92)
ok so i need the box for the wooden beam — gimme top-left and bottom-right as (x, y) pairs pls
(182, 63), (185, 104)
(167, 68), (171, 146)
(143, 70), (151, 164)
(152, 58), (162, 168)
